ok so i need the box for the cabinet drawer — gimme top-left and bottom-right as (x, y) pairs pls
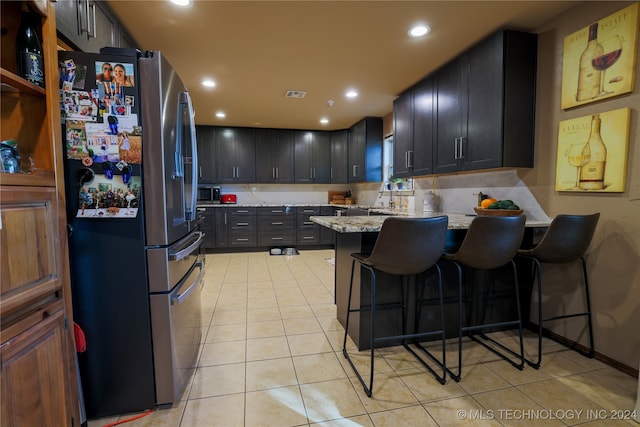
(297, 230), (320, 245)
(228, 207), (256, 216)
(229, 217), (256, 230)
(258, 216), (295, 230)
(258, 207), (294, 215)
(228, 232), (257, 246)
(297, 206), (320, 215)
(297, 217), (317, 229)
(258, 231), (296, 247)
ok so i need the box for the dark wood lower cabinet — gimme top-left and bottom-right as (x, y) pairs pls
(258, 207), (296, 247)
(204, 206), (335, 251)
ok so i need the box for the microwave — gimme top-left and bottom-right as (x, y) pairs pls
(197, 185), (221, 203)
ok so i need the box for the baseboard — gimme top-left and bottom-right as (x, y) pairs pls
(528, 323), (639, 378)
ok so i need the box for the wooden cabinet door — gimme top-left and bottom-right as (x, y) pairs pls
(412, 77), (434, 176)
(215, 207), (228, 247)
(434, 57), (465, 174)
(215, 128), (237, 183)
(234, 128), (256, 183)
(84, 1), (117, 53)
(196, 126), (216, 183)
(256, 129), (294, 183)
(0, 187), (59, 316)
(330, 130), (348, 183)
(273, 130), (295, 183)
(311, 131), (331, 183)
(464, 31), (503, 171)
(348, 121), (366, 182)
(1, 307), (69, 427)
(294, 131), (313, 183)
(393, 90), (412, 178)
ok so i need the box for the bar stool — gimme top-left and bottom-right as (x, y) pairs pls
(342, 216), (449, 397)
(442, 215), (526, 381)
(517, 213), (600, 369)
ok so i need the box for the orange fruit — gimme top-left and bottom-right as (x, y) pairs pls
(480, 198), (498, 209)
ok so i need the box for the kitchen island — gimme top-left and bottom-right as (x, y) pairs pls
(311, 212), (551, 350)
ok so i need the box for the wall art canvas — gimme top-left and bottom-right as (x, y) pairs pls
(555, 108), (630, 192)
(561, 2), (639, 109)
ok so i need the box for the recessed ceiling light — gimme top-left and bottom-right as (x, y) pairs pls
(408, 24), (431, 38)
(320, 118), (329, 125)
(345, 90), (358, 98)
(202, 79), (216, 88)
(169, 0), (191, 7)
(215, 112), (226, 119)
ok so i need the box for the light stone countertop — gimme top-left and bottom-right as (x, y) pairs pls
(310, 212), (552, 233)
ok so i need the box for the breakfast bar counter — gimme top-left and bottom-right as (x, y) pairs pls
(311, 212), (551, 350)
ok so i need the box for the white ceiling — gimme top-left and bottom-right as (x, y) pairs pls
(107, 0), (579, 130)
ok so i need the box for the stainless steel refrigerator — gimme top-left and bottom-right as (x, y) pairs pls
(59, 48), (203, 419)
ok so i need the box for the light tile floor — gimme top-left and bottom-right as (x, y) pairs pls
(89, 250), (638, 427)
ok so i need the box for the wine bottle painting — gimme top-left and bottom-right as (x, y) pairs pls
(561, 3), (638, 109)
(555, 108), (630, 193)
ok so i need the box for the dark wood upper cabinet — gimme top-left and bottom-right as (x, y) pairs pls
(348, 117), (382, 183)
(294, 130), (331, 184)
(215, 127), (256, 183)
(393, 76), (434, 178)
(55, 0), (120, 52)
(433, 30), (537, 174)
(256, 129), (295, 183)
(196, 126), (216, 183)
(330, 130), (349, 184)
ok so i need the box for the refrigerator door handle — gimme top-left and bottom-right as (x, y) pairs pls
(169, 231), (204, 261)
(180, 91), (198, 221)
(171, 261), (204, 305)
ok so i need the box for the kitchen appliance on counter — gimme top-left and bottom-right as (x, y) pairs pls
(221, 194), (237, 204)
(59, 48), (203, 419)
(198, 184), (220, 203)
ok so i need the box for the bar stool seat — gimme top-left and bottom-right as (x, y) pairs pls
(517, 213), (599, 369)
(342, 216), (449, 397)
(442, 215), (526, 381)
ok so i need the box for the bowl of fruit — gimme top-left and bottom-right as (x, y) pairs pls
(474, 198), (523, 216)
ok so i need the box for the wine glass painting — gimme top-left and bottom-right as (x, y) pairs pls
(566, 143), (591, 190)
(592, 35), (622, 96)
(561, 3), (638, 109)
(556, 108), (630, 193)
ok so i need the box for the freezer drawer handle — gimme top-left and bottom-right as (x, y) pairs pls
(171, 261), (204, 305)
(169, 231), (204, 261)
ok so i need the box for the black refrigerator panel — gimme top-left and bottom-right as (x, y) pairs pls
(139, 51), (198, 248)
(59, 49), (155, 419)
(69, 218), (156, 419)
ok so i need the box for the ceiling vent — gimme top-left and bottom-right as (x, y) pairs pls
(284, 90), (307, 98)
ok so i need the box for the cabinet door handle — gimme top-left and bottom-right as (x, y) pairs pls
(272, 237), (284, 241)
(352, 165), (358, 177)
(237, 222), (249, 226)
(275, 167), (279, 179)
(459, 137), (466, 159)
(271, 210), (283, 213)
(199, 166), (202, 178)
(272, 222), (284, 225)
(303, 236), (315, 240)
(237, 210), (249, 213)
(224, 213), (227, 225)
(304, 221), (314, 225)
(454, 137), (460, 159)
(89, 2), (97, 38)
(237, 238), (249, 242)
